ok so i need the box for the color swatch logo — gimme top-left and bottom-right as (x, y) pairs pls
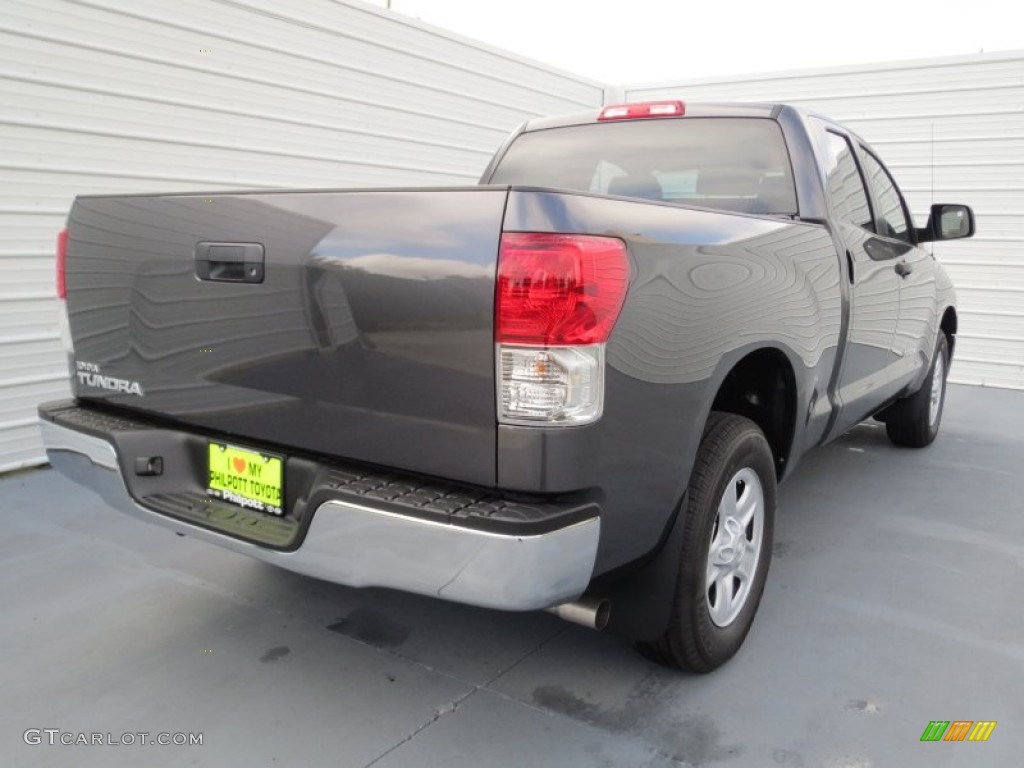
(920, 721), (997, 742)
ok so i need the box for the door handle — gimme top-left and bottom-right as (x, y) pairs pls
(845, 250), (855, 284)
(195, 242), (264, 283)
(894, 261), (913, 278)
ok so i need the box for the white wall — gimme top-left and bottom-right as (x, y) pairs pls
(0, 0), (605, 472)
(625, 51), (1024, 389)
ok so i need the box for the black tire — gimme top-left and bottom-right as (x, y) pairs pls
(640, 412), (776, 673)
(884, 334), (949, 448)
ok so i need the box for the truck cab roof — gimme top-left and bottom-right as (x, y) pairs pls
(522, 102), (783, 132)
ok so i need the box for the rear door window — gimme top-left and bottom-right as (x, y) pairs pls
(860, 150), (912, 242)
(821, 131), (874, 230)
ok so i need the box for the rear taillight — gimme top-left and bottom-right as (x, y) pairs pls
(56, 228), (68, 299)
(495, 233), (628, 426)
(56, 227), (74, 357)
(497, 233), (628, 346)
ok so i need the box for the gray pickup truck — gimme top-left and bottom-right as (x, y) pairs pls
(40, 100), (975, 672)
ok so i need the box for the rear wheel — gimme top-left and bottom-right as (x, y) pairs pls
(884, 335), (949, 448)
(640, 412), (776, 672)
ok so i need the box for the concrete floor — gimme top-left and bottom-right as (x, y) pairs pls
(1, 384), (1022, 768)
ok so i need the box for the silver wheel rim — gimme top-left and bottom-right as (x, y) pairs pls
(706, 467), (764, 628)
(929, 351), (945, 427)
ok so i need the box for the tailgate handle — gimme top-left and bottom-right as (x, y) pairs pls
(195, 242), (264, 283)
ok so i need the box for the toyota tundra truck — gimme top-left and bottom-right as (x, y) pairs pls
(39, 101), (975, 671)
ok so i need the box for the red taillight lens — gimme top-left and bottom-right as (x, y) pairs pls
(598, 100), (685, 121)
(56, 228), (68, 299)
(496, 233), (628, 345)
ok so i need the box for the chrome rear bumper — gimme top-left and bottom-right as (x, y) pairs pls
(40, 418), (599, 612)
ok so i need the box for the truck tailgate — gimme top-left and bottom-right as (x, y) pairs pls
(64, 188), (506, 486)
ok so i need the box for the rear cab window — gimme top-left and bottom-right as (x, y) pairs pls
(489, 118), (799, 216)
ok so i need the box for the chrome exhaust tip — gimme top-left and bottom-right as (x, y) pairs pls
(545, 596), (611, 630)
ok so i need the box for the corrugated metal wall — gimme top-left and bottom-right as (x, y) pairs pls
(0, 0), (605, 472)
(624, 51), (1024, 390)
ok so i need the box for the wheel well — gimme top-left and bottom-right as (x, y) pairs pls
(711, 349), (797, 478)
(940, 307), (957, 358)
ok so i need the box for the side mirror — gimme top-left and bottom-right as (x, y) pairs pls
(919, 204), (976, 242)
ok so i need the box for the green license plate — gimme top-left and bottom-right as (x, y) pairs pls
(208, 442), (284, 516)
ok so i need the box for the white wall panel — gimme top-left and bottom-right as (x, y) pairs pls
(627, 51), (1024, 389)
(0, 0), (604, 472)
